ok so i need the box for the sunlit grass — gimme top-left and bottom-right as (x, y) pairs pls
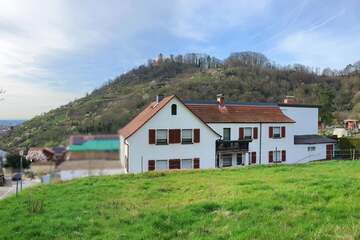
(1, 160), (360, 239)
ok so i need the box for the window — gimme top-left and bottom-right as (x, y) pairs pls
(181, 129), (193, 144)
(223, 128), (231, 141)
(308, 146), (316, 152)
(236, 153), (244, 165)
(156, 160), (168, 170)
(171, 104), (177, 115)
(181, 159), (193, 169)
(244, 127), (252, 139)
(156, 129), (168, 145)
(274, 150), (281, 162)
(273, 127), (281, 138)
(222, 154), (232, 167)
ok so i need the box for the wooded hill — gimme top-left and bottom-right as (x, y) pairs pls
(1, 52), (360, 152)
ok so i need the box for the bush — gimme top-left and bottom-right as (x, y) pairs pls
(4, 154), (31, 170)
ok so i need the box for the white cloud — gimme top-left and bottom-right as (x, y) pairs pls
(0, 0), (271, 119)
(275, 31), (360, 69)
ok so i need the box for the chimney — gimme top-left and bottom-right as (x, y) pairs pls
(283, 96), (296, 104)
(156, 94), (164, 103)
(217, 94), (225, 107)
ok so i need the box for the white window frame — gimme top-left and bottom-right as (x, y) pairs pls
(223, 128), (231, 141)
(155, 160), (168, 171)
(308, 146), (316, 152)
(181, 129), (193, 144)
(244, 127), (252, 139)
(272, 127), (281, 138)
(274, 150), (281, 162)
(156, 129), (168, 145)
(181, 159), (193, 169)
(222, 154), (233, 167)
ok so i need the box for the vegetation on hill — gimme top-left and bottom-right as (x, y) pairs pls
(2, 51), (360, 151)
(0, 161), (360, 239)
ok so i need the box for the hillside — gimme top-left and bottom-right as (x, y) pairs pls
(0, 161), (360, 239)
(2, 52), (360, 151)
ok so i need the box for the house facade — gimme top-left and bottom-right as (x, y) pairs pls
(119, 94), (336, 173)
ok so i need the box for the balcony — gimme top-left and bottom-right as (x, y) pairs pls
(216, 139), (251, 153)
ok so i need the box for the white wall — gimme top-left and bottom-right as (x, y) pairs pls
(280, 106), (318, 135)
(125, 98), (219, 173)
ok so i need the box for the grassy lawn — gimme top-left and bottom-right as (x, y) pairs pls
(1, 161), (360, 239)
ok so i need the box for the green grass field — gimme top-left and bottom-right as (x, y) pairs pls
(1, 161), (360, 240)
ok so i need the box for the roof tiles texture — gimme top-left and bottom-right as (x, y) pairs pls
(186, 104), (295, 123)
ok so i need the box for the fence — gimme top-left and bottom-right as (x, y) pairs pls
(332, 149), (360, 160)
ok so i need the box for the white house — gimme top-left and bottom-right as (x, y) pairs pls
(119, 94), (336, 173)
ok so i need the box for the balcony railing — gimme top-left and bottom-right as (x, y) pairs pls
(216, 139), (251, 152)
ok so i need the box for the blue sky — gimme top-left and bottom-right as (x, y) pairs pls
(1, 0), (360, 119)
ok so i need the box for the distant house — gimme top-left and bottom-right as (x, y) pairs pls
(67, 135), (119, 160)
(26, 148), (54, 164)
(344, 119), (358, 130)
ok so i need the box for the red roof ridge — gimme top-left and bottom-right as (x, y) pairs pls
(118, 95), (176, 139)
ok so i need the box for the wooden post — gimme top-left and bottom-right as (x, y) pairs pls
(353, 149), (356, 160)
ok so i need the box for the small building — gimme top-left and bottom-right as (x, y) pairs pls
(344, 119), (358, 130)
(26, 148), (54, 164)
(67, 135), (119, 160)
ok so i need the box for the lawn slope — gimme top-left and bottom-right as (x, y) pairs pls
(1, 161), (360, 239)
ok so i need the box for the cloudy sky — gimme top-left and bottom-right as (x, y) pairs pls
(1, 0), (359, 119)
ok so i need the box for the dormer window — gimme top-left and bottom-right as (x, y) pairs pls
(171, 104), (177, 115)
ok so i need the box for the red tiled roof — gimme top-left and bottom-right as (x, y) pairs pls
(119, 95), (176, 139)
(186, 104), (295, 123)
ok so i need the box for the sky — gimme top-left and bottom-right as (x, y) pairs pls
(1, 0), (360, 119)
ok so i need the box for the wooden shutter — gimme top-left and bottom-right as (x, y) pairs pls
(194, 129), (200, 143)
(149, 129), (155, 144)
(169, 129), (175, 144)
(174, 129), (181, 143)
(253, 127), (258, 139)
(269, 127), (273, 138)
(268, 151), (273, 163)
(251, 152), (256, 164)
(193, 158), (200, 169)
(169, 159), (181, 169)
(281, 126), (286, 138)
(239, 128), (244, 139)
(148, 160), (155, 171)
(281, 150), (286, 162)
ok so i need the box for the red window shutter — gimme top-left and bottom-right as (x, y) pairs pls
(281, 150), (286, 162)
(269, 127), (273, 138)
(169, 129), (175, 144)
(239, 128), (244, 139)
(251, 152), (256, 164)
(253, 127), (258, 139)
(193, 158), (200, 169)
(281, 126), (286, 138)
(149, 129), (155, 144)
(148, 160), (155, 171)
(174, 129), (181, 143)
(269, 151), (273, 163)
(194, 129), (200, 143)
(169, 159), (181, 169)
